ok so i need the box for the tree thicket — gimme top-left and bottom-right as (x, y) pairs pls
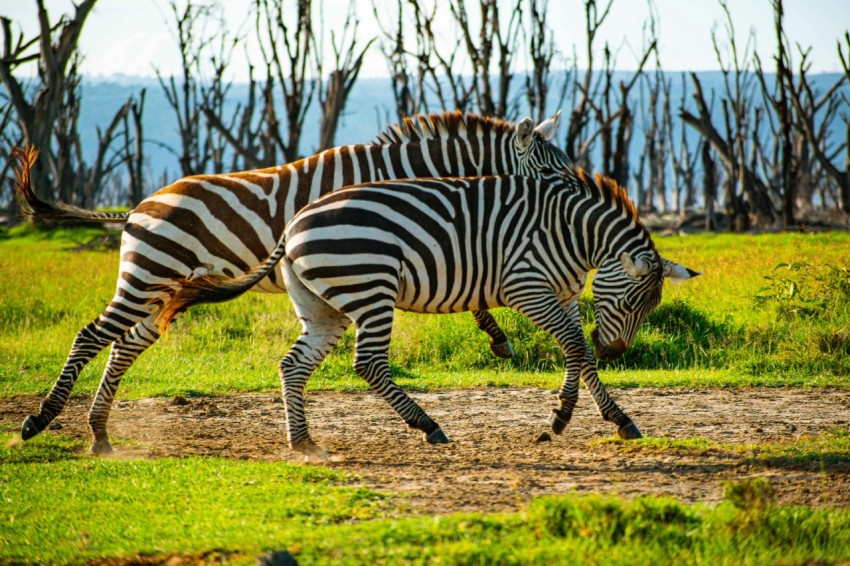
(2, 0), (848, 230)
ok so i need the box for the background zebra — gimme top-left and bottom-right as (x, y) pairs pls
(15, 111), (572, 454)
(157, 169), (699, 462)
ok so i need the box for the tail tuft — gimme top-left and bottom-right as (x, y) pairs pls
(10, 144), (130, 224)
(11, 145), (45, 219)
(149, 275), (236, 334)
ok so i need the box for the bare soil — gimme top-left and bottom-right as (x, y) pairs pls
(5, 387), (850, 514)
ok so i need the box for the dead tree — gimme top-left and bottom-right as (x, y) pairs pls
(565, 0), (613, 165)
(256, 0), (316, 163)
(524, 0), (564, 125)
(448, 0), (524, 119)
(752, 0), (798, 226)
(316, 4), (375, 151)
(372, 0), (441, 120)
(157, 0), (241, 175)
(1, 0), (146, 209)
(666, 74), (699, 213)
(700, 139), (719, 230)
(0, 0), (95, 200)
(122, 89), (147, 206)
(785, 32), (850, 215)
(680, 1), (775, 229)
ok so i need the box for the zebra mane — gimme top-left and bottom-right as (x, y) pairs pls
(574, 168), (642, 224)
(373, 111), (516, 145)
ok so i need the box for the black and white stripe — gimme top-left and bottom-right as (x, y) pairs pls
(18, 112), (572, 453)
(167, 169), (699, 461)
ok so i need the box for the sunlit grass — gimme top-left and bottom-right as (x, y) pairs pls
(0, 427), (386, 565)
(593, 429), (850, 466)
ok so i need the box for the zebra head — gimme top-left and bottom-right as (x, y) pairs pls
(515, 111), (572, 180)
(591, 251), (700, 361)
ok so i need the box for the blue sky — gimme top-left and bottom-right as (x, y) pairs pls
(2, 0), (848, 78)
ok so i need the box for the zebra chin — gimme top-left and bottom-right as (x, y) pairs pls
(590, 329), (628, 361)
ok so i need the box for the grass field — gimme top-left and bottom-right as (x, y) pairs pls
(1, 226), (848, 397)
(1, 225), (849, 564)
(3, 428), (850, 565)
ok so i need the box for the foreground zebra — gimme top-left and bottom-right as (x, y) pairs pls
(157, 170), (699, 461)
(16, 111), (571, 454)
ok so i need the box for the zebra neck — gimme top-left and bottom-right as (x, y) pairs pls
(560, 189), (651, 271)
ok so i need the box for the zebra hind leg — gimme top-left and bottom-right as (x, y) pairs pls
(279, 322), (348, 463)
(87, 316), (162, 454)
(351, 304), (449, 445)
(21, 316), (120, 441)
(280, 263), (351, 462)
(471, 309), (514, 359)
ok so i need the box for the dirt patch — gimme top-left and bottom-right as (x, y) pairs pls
(4, 387), (850, 513)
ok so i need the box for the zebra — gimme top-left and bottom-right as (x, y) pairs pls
(153, 169), (700, 461)
(15, 111), (573, 454)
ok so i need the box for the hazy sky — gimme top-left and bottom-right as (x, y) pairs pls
(2, 0), (848, 79)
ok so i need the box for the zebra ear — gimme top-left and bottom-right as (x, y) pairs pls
(533, 110), (561, 141)
(517, 117), (535, 150)
(662, 257), (701, 281)
(620, 252), (651, 279)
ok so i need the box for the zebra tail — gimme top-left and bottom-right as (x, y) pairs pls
(11, 145), (130, 225)
(151, 232), (290, 333)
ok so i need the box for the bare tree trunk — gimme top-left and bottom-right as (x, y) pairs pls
(566, 0), (613, 163)
(701, 140), (718, 231)
(316, 4), (375, 151)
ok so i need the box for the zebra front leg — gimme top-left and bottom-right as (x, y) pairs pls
(576, 352), (642, 439)
(87, 316), (162, 454)
(558, 303), (641, 438)
(507, 292), (640, 439)
(548, 302), (585, 434)
(22, 316), (119, 441)
(471, 309), (514, 359)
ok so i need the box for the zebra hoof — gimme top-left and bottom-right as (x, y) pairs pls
(549, 410), (569, 435)
(21, 415), (45, 441)
(617, 421), (643, 440)
(291, 440), (329, 463)
(90, 439), (114, 455)
(490, 340), (515, 359)
(425, 428), (450, 444)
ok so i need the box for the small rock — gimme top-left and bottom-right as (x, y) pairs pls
(534, 431), (552, 443)
(48, 422), (63, 430)
(257, 550), (297, 566)
(169, 395), (189, 406)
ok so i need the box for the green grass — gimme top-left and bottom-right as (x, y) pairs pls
(3, 428), (850, 565)
(595, 429), (850, 467)
(2, 226), (849, 398)
(0, 427), (387, 564)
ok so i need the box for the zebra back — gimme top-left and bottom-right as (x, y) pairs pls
(156, 168), (659, 328)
